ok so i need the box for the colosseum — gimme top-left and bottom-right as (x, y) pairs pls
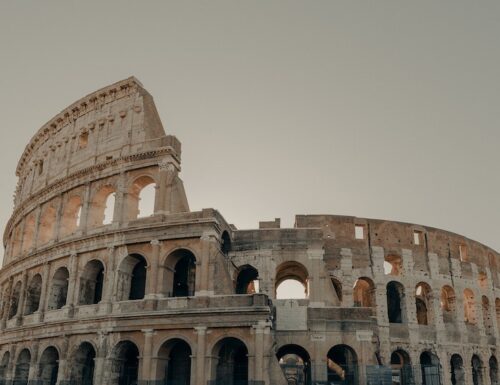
(0, 77), (498, 385)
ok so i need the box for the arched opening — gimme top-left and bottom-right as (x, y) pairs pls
(47, 267), (69, 310)
(38, 347), (59, 385)
(69, 342), (96, 385)
(235, 265), (259, 294)
(0, 351), (10, 380)
(156, 339), (192, 384)
(116, 254), (147, 301)
(415, 282), (432, 325)
(277, 344), (311, 385)
(275, 261), (309, 299)
(472, 355), (484, 385)
(327, 345), (358, 385)
(451, 354), (465, 385)
(21, 213), (36, 253)
(221, 231), (231, 255)
(60, 196), (83, 237)
(9, 281), (22, 319)
(391, 350), (413, 385)
(39, 205), (57, 245)
(89, 186), (116, 227)
(331, 278), (343, 305)
(384, 255), (402, 276)
(464, 288), (477, 325)
(164, 249), (196, 297)
(420, 351), (441, 385)
(213, 337), (248, 385)
(128, 176), (156, 220)
(24, 274), (42, 315)
(14, 349), (30, 385)
(387, 281), (405, 324)
(79, 260), (105, 305)
(353, 277), (375, 308)
(110, 341), (139, 385)
(489, 356), (498, 385)
(441, 285), (456, 323)
(482, 296), (494, 335)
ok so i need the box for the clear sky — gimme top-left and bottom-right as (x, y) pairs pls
(0, 1), (499, 262)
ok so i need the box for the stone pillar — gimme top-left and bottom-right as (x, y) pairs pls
(308, 247), (326, 307)
(253, 322), (265, 381)
(145, 240), (161, 299)
(78, 183), (92, 234)
(197, 231), (218, 296)
(31, 205), (42, 252)
(194, 326), (207, 385)
(64, 253), (78, 317)
(53, 195), (64, 241)
(340, 248), (354, 307)
(102, 246), (116, 312)
(113, 172), (127, 226)
(1, 278), (13, 329)
(56, 336), (70, 385)
(15, 271), (28, 325)
(93, 332), (108, 385)
(141, 329), (155, 381)
(6, 345), (16, 383)
(28, 341), (40, 382)
(37, 262), (51, 321)
(155, 159), (179, 215)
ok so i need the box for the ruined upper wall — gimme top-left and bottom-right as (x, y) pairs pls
(14, 77), (180, 208)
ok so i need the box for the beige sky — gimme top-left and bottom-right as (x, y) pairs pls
(1, 1), (499, 261)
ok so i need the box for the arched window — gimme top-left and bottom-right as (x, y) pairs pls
(110, 341), (139, 385)
(9, 281), (22, 319)
(39, 205), (57, 245)
(384, 255), (402, 276)
(60, 196), (83, 237)
(235, 265), (259, 294)
(275, 261), (309, 299)
(387, 281), (405, 324)
(420, 352), (441, 385)
(464, 288), (477, 325)
(14, 349), (31, 385)
(213, 338), (248, 385)
(116, 254), (147, 301)
(156, 339), (192, 384)
(79, 260), (105, 305)
(89, 186), (116, 227)
(415, 282), (432, 325)
(353, 277), (375, 308)
(69, 342), (96, 385)
(450, 354), (465, 385)
(331, 278), (343, 305)
(441, 285), (456, 323)
(391, 350), (413, 385)
(48, 267), (69, 310)
(38, 347), (59, 385)
(489, 356), (498, 385)
(0, 351), (10, 380)
(128, 176), (156, 220)
(24, 274), (42, 315)
(472, 355), (484, 385)
(221, 231), (231, 255)
(163, 249), (196, 297)
(482, 296), (494, 335)
(277, 345), (311, 385)
(21, 213), (36, 253)
(327, 345), (358, 385)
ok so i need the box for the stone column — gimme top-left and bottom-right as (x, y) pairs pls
(6, 345), (16, 383)
(146, 240), (161, 299)
(56, 336), (70, 385)
(194, 326), (207, 385)
(197, 231), (218, 296)
(308, 247), (326, 307)
(31, 205), (42, 252)
(78, 183), (92, 234)
(253, 322), (265, 382)
(28, 341), (40, 382)
(37, 262), (51, 321)
(53, 195), (64, 242)
(93, 332), (108, 385)
(113, 172), (127, 226)
(64, 253), (78, 317)
(15, 271), (28, 326)
(102, 246), (116, 313)
(340, 248), (354, 307)
(155, 159), (179, 215)
(141, 329), (155, 381)
(1, 278), (13, 329)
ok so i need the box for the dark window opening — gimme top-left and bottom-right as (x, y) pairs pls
(235, 265), (259, 294)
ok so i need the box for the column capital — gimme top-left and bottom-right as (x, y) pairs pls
(150, 239), (161, 246)
(194, 326), (207, 334)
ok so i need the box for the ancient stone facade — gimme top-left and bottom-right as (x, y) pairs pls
(0, 77), (499, 385)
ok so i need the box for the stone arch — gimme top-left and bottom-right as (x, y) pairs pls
(384, 254), (402, 276)
(391, 349), (413, 385)
(14, 348), (30, 385)
(128, 175), (157, 220)
(387, 281), (406, 324)
(0, 351), (10, 380)
(276, 344), (311, 385)
(441, 285), (456, 323)
(327, 344), (358, 385)
(235, 265), (259, 294)
(464, 288), (477, 325)
(420, 351), (441, 385)
(450, 354), (465, 385)
(275, 261), (309, 299)
(212, 337), (249, 385)
(8, 280), (22, 319)
(482, 296), (494, 335)
(89, 184), (117, 227)
(38, 204), (57, 245)
(38, 346), (59, 385)
(60, 195), (83, 237)
(78, 259), (105, 305)
(163, 249), (196, 297)
(353, 277), (375, 308)
(21, 212), (36, 253)
(24, 273), (42, 315)
(472, 354), (484, 385)
(156, 338), (192, 383)
(116, 254), (147, 301)
(109, 340), (140, 385)
(47, 267), (69, 310)
(68, 341), (96, 385)
(489, 355), (498, 385)
(415, 282), (432, 325)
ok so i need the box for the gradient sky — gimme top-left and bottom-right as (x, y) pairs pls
(1, 1), (499, 262)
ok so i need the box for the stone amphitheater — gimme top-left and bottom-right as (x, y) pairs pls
(0, 77), (498, 385)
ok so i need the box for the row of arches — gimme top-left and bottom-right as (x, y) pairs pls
(10, 175), (158, 258)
